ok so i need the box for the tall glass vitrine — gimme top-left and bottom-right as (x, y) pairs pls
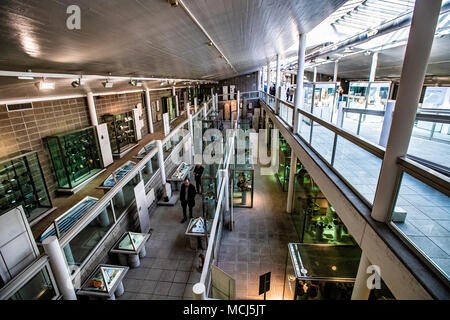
(45, 126), (104, 194)
(0, 151), (52, 223)
(232, 164), (254, 208)
(102, 111), (137, 158)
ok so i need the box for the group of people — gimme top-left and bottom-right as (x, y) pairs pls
(179, 164), (204, 223)
(285, 86), (295, 102)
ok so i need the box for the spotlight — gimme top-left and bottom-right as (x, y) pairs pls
(206, 41), (213, 47)
(71, 80), (80, 88)
(168, 0), (178, 7)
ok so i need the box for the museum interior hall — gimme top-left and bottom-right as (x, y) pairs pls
(0, 0), (449, 302)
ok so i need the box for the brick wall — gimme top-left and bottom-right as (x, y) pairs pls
(0, 98), (91, 198)
(219, 71), (258, 93)
(0, 89), (184, 200)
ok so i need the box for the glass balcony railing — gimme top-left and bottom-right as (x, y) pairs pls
(258, 90), (449, 286)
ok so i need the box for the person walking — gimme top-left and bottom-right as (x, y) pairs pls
(286, 86), (290, 101)
(180, 178), (196, 223)
(193, 164), (204, 194)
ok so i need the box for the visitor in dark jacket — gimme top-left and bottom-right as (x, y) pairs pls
(180, 178), (196, 223)
(193, 164), (204, 194)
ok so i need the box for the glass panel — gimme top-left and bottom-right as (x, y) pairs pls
(9, 266), (56, 300)
(298, 114), (312, 144)
(140, 159), (154, 185)
(310, 122), (335, 164)
(112, 173), (141, 216)
(390, 172), (450, 281)
(333, 137), (382, 204)
(64, 202), (115, 273)
(291, 165), (356, 245)
(358, 114), (384, 144)
(407, 120), (450, 168)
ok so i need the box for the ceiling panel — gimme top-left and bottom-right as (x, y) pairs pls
(186, 0), (348, 74)
(311, 35), (450, 80)
(0, 0), (347, 82)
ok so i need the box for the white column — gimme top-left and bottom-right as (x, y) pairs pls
(219, 169), (229, 212)
(87, 92), (98, 126)
(275, 54), (281, 98)
(194, 97), (198, 113)
(145, 88), (154, 134)
(333, 60), (339, 83)
(371, 0), (442, 222)
(193, 283), (206, 300)
(313, 66), (317, 82)
(369, 52), (379, 82)
(378, 100), (396, 147)
(351, 251), (372, 300)
(42, 236), (77, 300)
(175, 95), (180, 117)
(293, 34), (307, 134)
(203, 102), (208, 118)
(266, 62), (271, 93)
(215, 93), (219, 112)
(237, 91), (240, 120)
(172, 86), (176, 96)
(188, 112), (194, 138)
(286, 150), (297, 213)
(156, 140), (166, 185)
(257, 68), (262, 91)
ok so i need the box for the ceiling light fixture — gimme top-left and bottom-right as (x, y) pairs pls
(18, 69), (34, 80)
(168, 0), (178, 8)
(103, 80), (113, 88)
(39, 79), (55, 90)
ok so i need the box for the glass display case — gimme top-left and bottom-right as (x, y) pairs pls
(0, 151), (52, 224)
(201, 176), (217, 219)
(134, 141), (156, 160)
(421, 86), (450, 110)
(162, 96), (177, 121)
(276, 135), (293, 192)
(102, 111), (137, 158)
(8, 264), (59, 300)
(99, 161), (136, 189)
(110, 232), (150, 267)
(290, 166), (356, 245)
(232, 164), (254, 208)
(77, 264), (128, 300)
(283, 243), (361, 300)
(347, 81), (390, 110)
(302, 82), (339, 123)
(114, 232), (148, 252)
(185, 217), (212, 250)
(39, 196), (98, 243)
(167, 162), (192, 190)
(45, 126), (104, 194)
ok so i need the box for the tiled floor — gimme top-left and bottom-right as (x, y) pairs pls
(217, 167), (299, 300)
(117, 191), (204, 300)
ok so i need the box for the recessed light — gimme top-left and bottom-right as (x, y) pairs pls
(39, 80), (55, 90)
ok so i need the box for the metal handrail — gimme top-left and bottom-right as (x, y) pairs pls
(259, 90), (386, 159)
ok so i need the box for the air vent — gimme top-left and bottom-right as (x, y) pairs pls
(6, 102), (33, 112)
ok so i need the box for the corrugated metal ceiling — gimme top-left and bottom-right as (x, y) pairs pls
(0, 0), (347, 81)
